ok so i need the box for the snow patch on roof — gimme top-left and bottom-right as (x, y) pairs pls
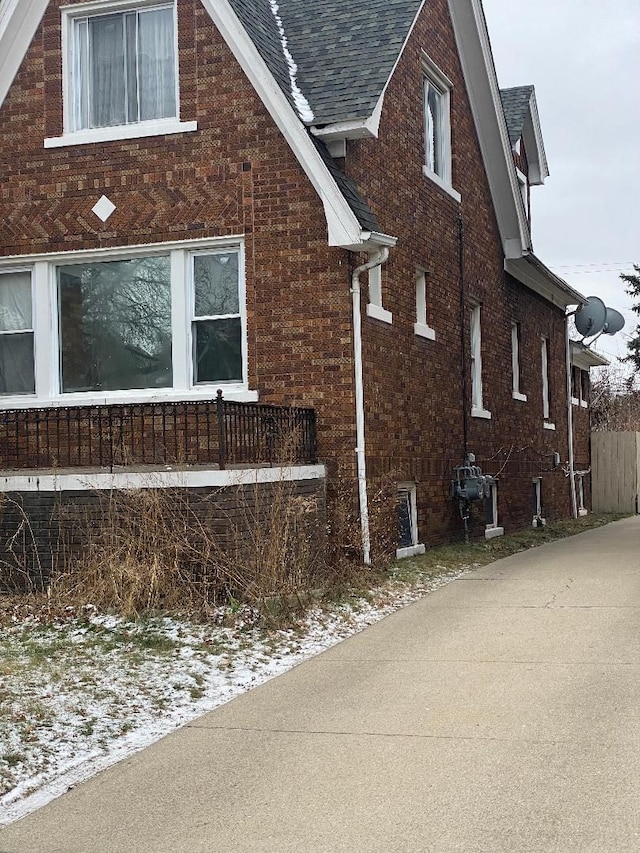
(268, 0), (315, 124)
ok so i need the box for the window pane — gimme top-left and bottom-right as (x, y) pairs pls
(194, 317), (242, 383)
(137, 6), (176, 121)
(426, 84), (443, 176)
(58, 256), (172, 393)
(89, 14), (126, 128)
(0, 333), (35, 395)
(0, 271), (32, 331)
(397, 490), (413, 548)
(194, 253), (239, 317)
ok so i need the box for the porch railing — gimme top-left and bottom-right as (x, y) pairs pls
(0, 391), (317, 471)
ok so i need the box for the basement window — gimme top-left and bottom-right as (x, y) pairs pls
(396, 483), (425, 559)
(484, 481), (504, 539)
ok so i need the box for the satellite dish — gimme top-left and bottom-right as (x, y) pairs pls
(603, 307), (625, 335)
(574, 296), (606, 338)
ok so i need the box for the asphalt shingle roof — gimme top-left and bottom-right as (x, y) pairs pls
(500, 85), (534, 146)
(227, 0), (394, 231)
(229, 0), (423, 126)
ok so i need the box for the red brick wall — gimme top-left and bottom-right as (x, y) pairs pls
(0, 0), (577, 548)
(0, 0), (357, 467)
(341, 0), (572, 541)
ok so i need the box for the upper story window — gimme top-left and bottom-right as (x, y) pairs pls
(511, 321), (527, 401)
(541, 335), (555, 430)
(422, 53), (460, 203)
(72, 5), (177, 131)
(45, 1), (197, 148)
(470, 303), (491, 419)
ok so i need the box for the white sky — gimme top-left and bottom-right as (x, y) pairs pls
(482, 0), (640, 366)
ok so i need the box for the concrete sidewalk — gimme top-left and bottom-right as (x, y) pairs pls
(2, 516), (640, 852)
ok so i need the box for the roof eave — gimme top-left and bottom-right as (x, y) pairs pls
(0, 0), (48, 110)
(523, 90), (549, 186)
(570, 342), (609, 370)
(447, 0), (532, 258)
(202, 0), (378, 250)
(505, 254), (587, 310)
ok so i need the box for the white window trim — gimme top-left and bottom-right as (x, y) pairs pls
(366, 263), (392, 324)
(532, 477), (546, 527)
(395, 482), (425, 559)
(471, 303), (491, 419)
(484, 482), (504, 539)
(576, 475), (588, 516)
(541, 335), (554, 427)
(421, 52), (460, 203)
(511, 321), (527, 402)
(0, 237), (255, 409)
(45, 0), (197, 149)
(414, 269), (436, 340)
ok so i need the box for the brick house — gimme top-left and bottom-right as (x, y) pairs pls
(0, 0), (602, 573)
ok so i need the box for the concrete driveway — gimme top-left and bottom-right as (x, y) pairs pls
(2, 516), (640, 852)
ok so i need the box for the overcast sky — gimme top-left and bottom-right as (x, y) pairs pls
(482, 0), (640, 366)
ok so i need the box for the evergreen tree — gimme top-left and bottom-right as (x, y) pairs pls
(621, 264), (640, 372)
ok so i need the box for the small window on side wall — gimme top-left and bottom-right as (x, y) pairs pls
(541, 336), (555, 430)
(422, 53), (460, 202)
(471, 303), (491, 419)
(396, 483), (425, 559)
(366, 263), (392, 324)
(511, 321), (526, 401)
(414, 269), (435, 340)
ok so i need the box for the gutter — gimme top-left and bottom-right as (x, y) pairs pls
(351, 247), (390, 566)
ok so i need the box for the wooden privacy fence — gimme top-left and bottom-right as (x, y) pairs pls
(592, 431), (640, 514)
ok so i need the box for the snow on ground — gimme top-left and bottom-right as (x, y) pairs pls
(0, 571), (464, 827)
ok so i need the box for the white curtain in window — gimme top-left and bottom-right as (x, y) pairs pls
(0, 271), (35, 395)
(138, 7), (176, 121)
(89, 14), (126, 128)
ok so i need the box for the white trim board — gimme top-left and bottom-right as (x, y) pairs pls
(0, 464), (327, 492)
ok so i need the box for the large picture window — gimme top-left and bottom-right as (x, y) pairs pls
(58, 256), (172, 393)
(0, 241), (247, 404)
(0, 271), (35, 395)
(72, 4), (177, 131)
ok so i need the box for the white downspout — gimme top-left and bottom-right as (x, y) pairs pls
(351, 248), (389, 566)
(565, 314), (578, 518)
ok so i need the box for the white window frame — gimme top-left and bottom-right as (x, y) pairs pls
(421, 53), (460, 203)
(511, 321), (527, 401)
(0, 268), (36, 396)
(484, 482), (504, 539)
(541, 335), (555, 430)
(366, 262), (392, 324)
(414, 269), (435, 340)
(580, 370), (589, 408)
(571, 365), (580, 407)
(0, 237), (255, 409)
(471, 303), (491, 419)
(395, 482), (425, 559)
(576, 474), (587, 516)
(45, 0), (197, 149)
(532, 477), (545, 526)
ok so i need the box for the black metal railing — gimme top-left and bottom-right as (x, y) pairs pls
(0, 391), (317, 471)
